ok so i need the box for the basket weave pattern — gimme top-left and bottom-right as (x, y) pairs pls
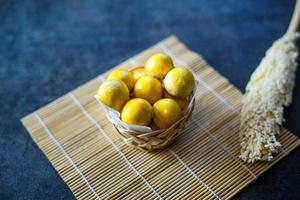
(112, 96), (195, 151)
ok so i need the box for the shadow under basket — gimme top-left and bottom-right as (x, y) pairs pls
(97, 95), (195, 151)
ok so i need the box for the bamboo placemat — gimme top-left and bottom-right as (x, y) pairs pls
(21, 36), (300, 200)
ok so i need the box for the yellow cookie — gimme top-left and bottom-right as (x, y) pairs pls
(107, 69), (135, 91)
(121, 98), (153, 126)
(97, 79), (129, 112)
(134, 76), (163, 104)
(145, 53), (174, 79)
(164, 67), (195, 98)
(164, 90), (188, 110)
(130, 66), (149, 81)
(153, 98), (182, 129)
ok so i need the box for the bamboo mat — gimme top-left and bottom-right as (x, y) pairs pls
(21, 36), (300, 200)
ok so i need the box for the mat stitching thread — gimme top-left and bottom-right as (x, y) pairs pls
(129, 58), (221, 200)
(158, 42), (258, 179)
(188, 105), (258, 178)
(34, 112), (102, 200)
(168, 150), (221, 200)
(69, 93), (163, 200)
(192, 118), (257, 179)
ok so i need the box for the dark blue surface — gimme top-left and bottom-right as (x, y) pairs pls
(1, 0), (299, 199)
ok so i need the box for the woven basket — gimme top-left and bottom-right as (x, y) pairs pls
(96, 67), (197, 151)
(114, 96), (195, 151)
(95, 91), (195, 151)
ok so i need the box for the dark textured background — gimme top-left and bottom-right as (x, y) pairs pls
(0, 0), (299, 199)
